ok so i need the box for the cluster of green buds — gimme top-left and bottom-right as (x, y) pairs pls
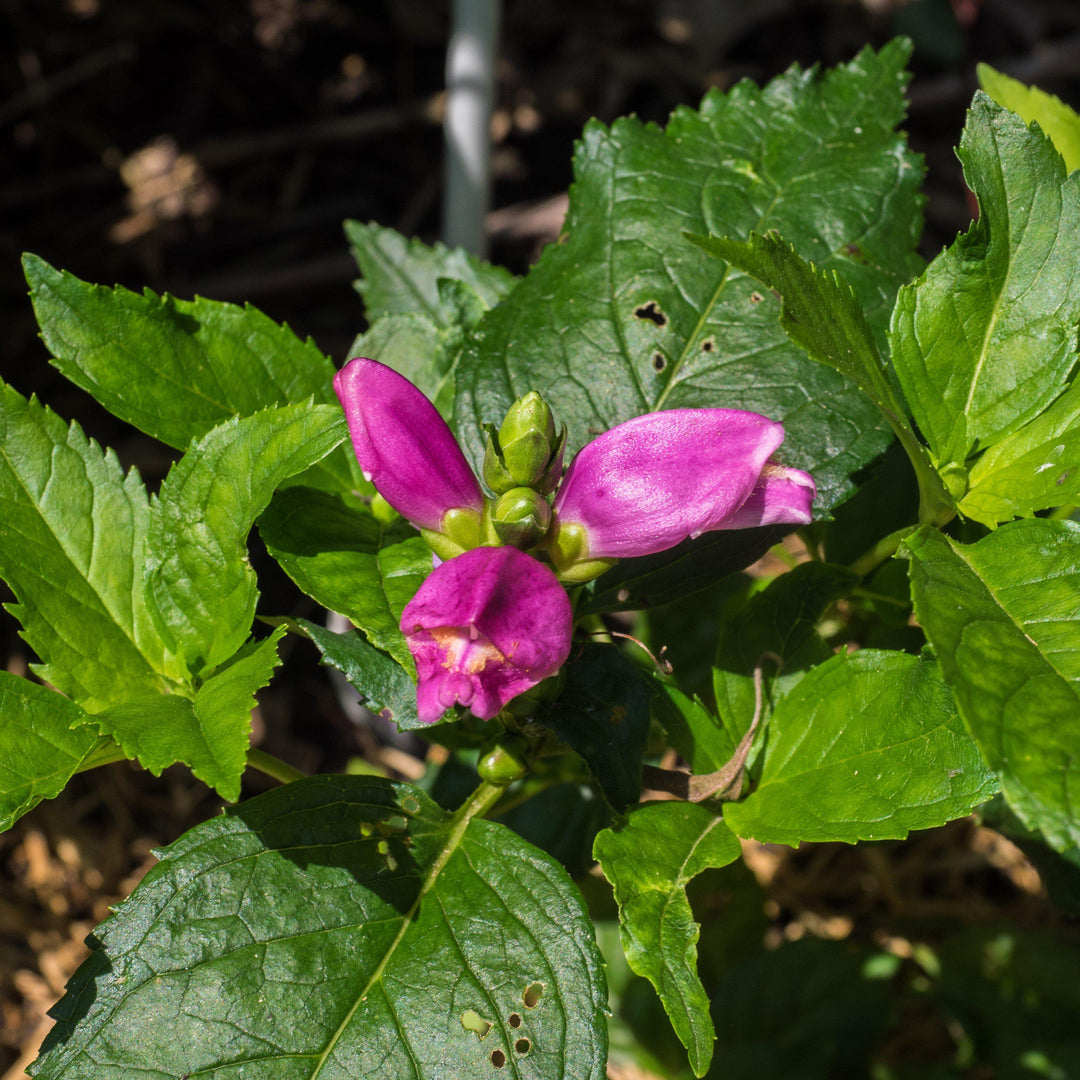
(482, 392), (566, 551)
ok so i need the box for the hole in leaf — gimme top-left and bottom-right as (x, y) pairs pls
(749, 291), (764, 304)
(523, 982), (544, 1008)
(701, 337), (715, 352)
(633, 300), (667, 327)
(462, 1010), (493, 1040)
(508, 1013), (522, 1029)
(616, 588), (630, 603)
(652, 352), (666, 372)
(491, 1049), (506, 1068)
(402, 796), (420, 814)
(515, 1038), (531, 1055)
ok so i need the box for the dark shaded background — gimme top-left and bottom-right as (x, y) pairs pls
(2, 2), (1080, 1076)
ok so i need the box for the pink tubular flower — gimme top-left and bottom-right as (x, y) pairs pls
(551, 409), (815, 562)
(334, 358), (483, 533)
(400, 546), (573, 722)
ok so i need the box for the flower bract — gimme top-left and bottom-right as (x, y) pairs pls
(399, 546), (573, 722)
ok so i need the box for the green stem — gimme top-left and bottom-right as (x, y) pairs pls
(580, 612), (613, 644)
(849, 524), (918, 578)
(883, 409), (956, 528)
(246, 748), (307, 785)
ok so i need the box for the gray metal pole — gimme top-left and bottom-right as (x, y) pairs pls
(442, 0), (499, 256)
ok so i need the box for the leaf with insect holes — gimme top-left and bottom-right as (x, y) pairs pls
(454, 41), (925, 515)
(33, 776), (608, 1080)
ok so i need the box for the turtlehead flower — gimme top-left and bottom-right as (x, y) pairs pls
(334, 356), (816, 722)
(549, 409), (815, 575)
(400, 546), (573, 722)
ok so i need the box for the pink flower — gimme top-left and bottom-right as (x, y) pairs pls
(333, 358), (482, 533)
(399, 546), (573, 722)
(550, 409), (815, 564)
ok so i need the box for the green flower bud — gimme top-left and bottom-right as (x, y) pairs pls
(492, 486), (552, 549)
(419, 506), (483, 561)
(477, 734), (530, 785)
(546, 521), (616, 583)
(482, 391), (567, 493)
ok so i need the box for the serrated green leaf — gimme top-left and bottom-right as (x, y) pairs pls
(978, 63), (1080, 172)
(0, 672), (104, 831)
(23, 253), (357, 492)
(594, 802), (741, 1076)
(300, 617), (434, 729)
(33, 775), (608, 1080)
(890, 93), (1080, 465)
(258, 487), (429, 671)
(905, 520), (1080, 849)
(723, 650), (998, 844)
(346, 219), (516, 323)
(455, 41), (924, 513)
(960, 380), (1080, 525)
(0, 383), (181, 710)
(687, 231), (955, 524)
(91, 627), (285, 801)
(535, 643), (652, 813)
(145, 404), (346, 674)
(713, 561), (858, 748)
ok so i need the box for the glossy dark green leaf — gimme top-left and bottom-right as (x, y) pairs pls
(23, 253), (356, 492)
(650, 678), (734, 775)
(0, 672), (104, 831)
(145, 404), (347, 673)
(535, 643), (652, 812)
(890, 94), (1080, 466)
(580, 526), (787, 615)
(299, 617), (435, 730)
(905, 520), (1080, 849)
(455, 41), (923, 513)
(258, 487), (430, 670)
(594, 802), (741, 1076)
(33, 775), (608, 1080)
(0, 382), (182, 711)
(723, 650), (999, 844)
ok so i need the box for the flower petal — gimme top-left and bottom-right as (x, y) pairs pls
(400, 546), (573, 722)
(552, 409), (789, 558)
(715, 463), (816, 530)
(334, 357), (483, 531)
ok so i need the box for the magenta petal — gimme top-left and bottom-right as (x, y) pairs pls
(334, 357), (483, 531)
(552, 409), (789, 558)
(400, 546), (573, 722)
(715, 464), (817, 530)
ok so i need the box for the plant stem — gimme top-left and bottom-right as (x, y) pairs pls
(849, 524), (918, 578)
(246, 748), (307, 785)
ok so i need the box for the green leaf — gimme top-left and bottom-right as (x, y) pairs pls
(0, 672), (104, 831)
(977, 63), (1080, 173)
(258, 487), (429, 670)
(713, 561), (858, 748)
(890, 93), (1080, 465)
(959, 380), (1080, 525)
(580, 526), (787, 615)
(91, 627), (285, 801)
(346, 219), (516, 323)
(724, 650), (998, 844)
(145, 404), (347, 673)
(0, 383), (181, 710)
(688, 231), (954, 525)
(23, 253), (357, 493)
(455, 41), (924, 513)
(650, 678), (735, 775)
(535, 643), (652, 813)
(905, 520), (1080, 850)
(594, 802), (741, 1076)
(299, 618), (433, 729)
(33, 775), (608, 1080)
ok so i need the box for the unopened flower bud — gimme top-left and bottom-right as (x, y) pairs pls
(492, 486), (552, 548)
(483, 391), (567, 494)
(477, 734), (530, 785)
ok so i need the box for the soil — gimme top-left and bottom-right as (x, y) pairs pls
(3, 2), (1080, 1077)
